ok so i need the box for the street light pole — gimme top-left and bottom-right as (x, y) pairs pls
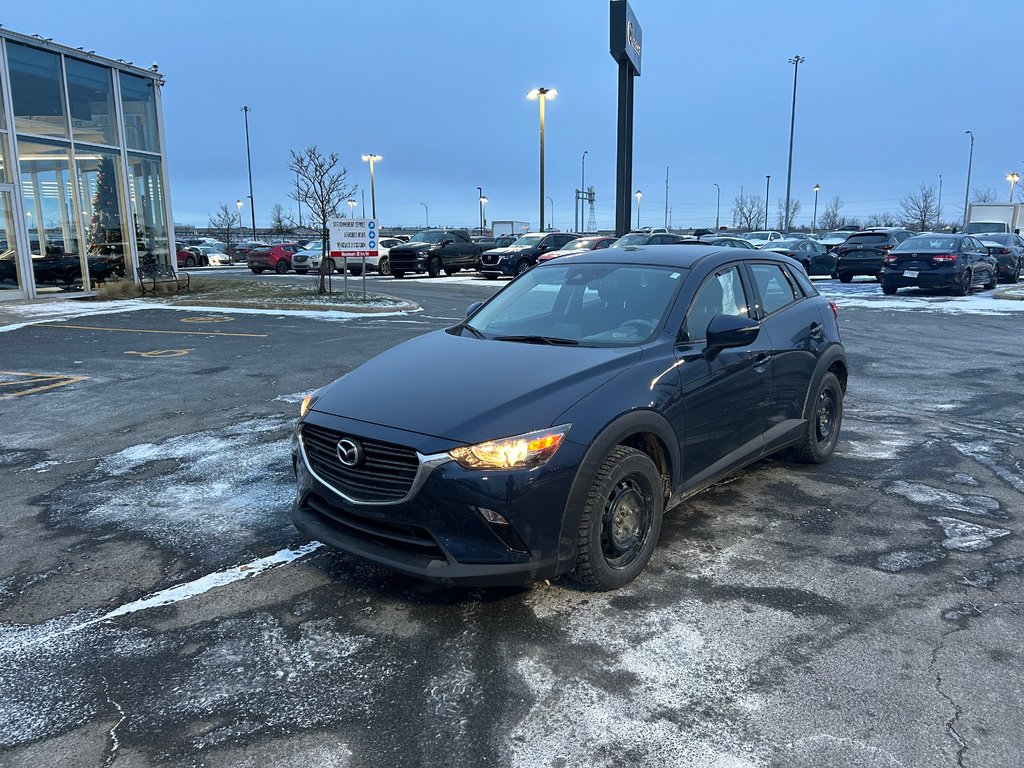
(295, 169), (302, 228)
(361, 154), (382, 220)
(938, 174), (943, 228)
(547, 196), (554, 230)
(664, 166), (669, 229)
(579, 150), (588, 233)
(480, 193), (488, 235)
(962, 130), (974, 229)
(713, 183), (720, 230)
(1007, 172), (1020, 202)
(420, 202), (429, 228)
(812, 184), (820, 233)
(528, 87), (557, 231)
(635, 190), (642, 230)
(784, 55), (804, 234)
(347, 199), (357, 220)
(241, 105), (256, 240)
(235, 199), (243, 232)
(764, 175), (771, 229)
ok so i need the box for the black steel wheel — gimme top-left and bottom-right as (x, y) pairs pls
(324, 259), (336, 275)
(573, 446), (664, 591)
(788, 372), (843, 464)
(427, 257), (443, 278)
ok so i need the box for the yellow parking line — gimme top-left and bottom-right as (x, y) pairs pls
(0, 371), (89, 399)
(38, 323), (267, 338)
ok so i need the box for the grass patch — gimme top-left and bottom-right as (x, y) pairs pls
(165, 277), (416, 312)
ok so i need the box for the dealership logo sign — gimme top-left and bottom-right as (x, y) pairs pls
(627, 20), (641, 57)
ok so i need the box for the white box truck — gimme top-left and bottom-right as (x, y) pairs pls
(491, 220), (530, 238)
(964, 203), (1024, 235)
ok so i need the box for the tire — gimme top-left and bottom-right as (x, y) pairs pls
(444, 267), (459, 276)
(378, 256), (391, 276)
(64, 269), (82, 285)
(484, 274), (498, 280)
(788, 372), (844, 464)
(427, 257), (443, 278)
(349, 266), (363, 276)
(838, 272), (852, 284)
(514, 258), (532, 276)
(882, 284), (897, 296)
(801, 260), (811, 274)
(392, 270), (405, 279)
(294, 269), (308, 275)
(957, 270), (971, 296)
(984, 268), (997, 290)
(185, 256), (196, 267)
(251, 268), (264, 274)
(573, 446), (664, 591)
(275, 260), (289, 274)
(201, 256), (210, 267)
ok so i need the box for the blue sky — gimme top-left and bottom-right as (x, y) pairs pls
(7, 0), (1022, 230)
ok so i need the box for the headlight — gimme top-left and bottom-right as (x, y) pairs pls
(448, 424), (571, 470)
(300, 387), (324, 418)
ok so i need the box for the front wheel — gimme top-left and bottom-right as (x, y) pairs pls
(185, 256), (196, 267)
(838, 272), (852, 284)
(349, 266), (363, 276)
(324, 259), (336, 275)
(427, 257), (443, 278)
(788, 372), (843, 464)
(392, 270), (405, 279)
(275, 260), (289, 274)
(514, 258), (532, 276)
(983, 268), (997, 290)
(882, 284), (897, 296)
(378, 256), (390, 276)
(573, 446), (664, 591)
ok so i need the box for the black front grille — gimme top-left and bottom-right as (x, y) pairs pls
(305, 494), (445, 559)
(302, 423), (419, 502)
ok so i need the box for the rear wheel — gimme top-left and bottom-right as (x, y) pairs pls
(984, 268), (997, 290)
(324, 259), (336, 275)
(427, 257), (443, 278)
(378, 256), (391, 276)
(392, 270), (405, 279)
(838, 272), (852, 284)
(275, 260), (289, 274)
(573, 446), (664, 591)
(484, 274), (498, 280)
(788, 372), (843, 464)
(185, 255), (196, 267)
(957, 270), (971, 296)
(882, 284), (897, 296)
(250, 268), (264, 274)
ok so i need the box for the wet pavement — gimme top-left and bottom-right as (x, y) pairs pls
(0, 279), (1022, 767)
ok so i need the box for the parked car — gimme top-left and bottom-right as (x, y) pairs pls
(833, 229), (915, 282)
(494, 235), (517, 248)
(763, 238), (835, 276)
(388, 229), (487, 278)
(246, 243), (302, 274)
(818, 231), (858, 253)
(231, 240), (268, 262)
(176, 245), (199, 268)
(196, 245), (232, 266)
(978, 232), (1024, 283)
(292, 241), (323, 274)
(291, 244), (847, 589)
(880, 234), (998, 295)
(479, 232), (579, 278)
(609, 232), (688, 248)
(741, 231), (784, 248)
(696, 236), (756, 249)
(537, 235), (616, 263)
(352, 237), (402, 276)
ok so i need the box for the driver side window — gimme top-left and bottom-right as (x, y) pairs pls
(682, 266), (747, 342)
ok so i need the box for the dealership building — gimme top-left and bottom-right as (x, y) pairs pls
(0, 28), (173, 300)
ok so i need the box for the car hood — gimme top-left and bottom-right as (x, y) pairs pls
(311, 329), (641, 444)
(393, 242), (434, 252)
(482, 246), (531, 257)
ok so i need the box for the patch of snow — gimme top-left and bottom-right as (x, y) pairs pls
(951, 440), (1024, 493)
(875, 550), (939, 572)
(929, 517), (1010, 552)
(0, 299), (151, 333)
(948, 473), (979, 486)
(155, 304), (413, 322)
(887, 481), (1002, 517)
(274, 392), (309, 404)
(819, 288), (1024, 315)
(841, 438), (913, 460)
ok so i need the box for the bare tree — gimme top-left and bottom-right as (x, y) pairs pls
(971, 186), (998, 203)
(899, 184), (938, 231)
(775, 198), (802, 231)
(208, 202), (239, 253)
(732, 192), (765, 230)
(818, 196), (845, 231)
(269, 203), (295, 236)
(866, 211), (897, 227)
(289, 146), (358, 295)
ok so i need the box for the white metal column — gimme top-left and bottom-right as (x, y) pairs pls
(0, 37), (33, 300)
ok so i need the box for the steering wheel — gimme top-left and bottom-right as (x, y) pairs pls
(616, 319), (656, 336)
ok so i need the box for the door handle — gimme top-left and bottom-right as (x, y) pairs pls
(753, 352), (772, 371)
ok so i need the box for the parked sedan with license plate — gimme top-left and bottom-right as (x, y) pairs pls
(834, 229), (915, 282)
(880, 234), (998, 295)
(291, 246), (847, 590)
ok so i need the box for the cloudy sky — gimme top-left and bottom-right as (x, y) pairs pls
(6, 0), (1021, 230)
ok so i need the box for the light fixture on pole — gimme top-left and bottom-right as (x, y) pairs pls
(580, 150), (588, 233)
(1007, 172), (1020, 202)
(962, 130), (974, 229)
(235, 199), (243, 230)
(361, 154), (382, 220)
(713, 183), (720, 230)
(783, 55), (805, 234)
(241, 105), (256, 240)
(479, 190), (489, 236)
(547, 196), (554, 230)
(811, 184), (821, 234)
(347, 199), (357, 219)
(634, 190), (642, 230)
(764, 175), (771, 229)
(527, 87), (557, 231)
(420, 202), (429, 228)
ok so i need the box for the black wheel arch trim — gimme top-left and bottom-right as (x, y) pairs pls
(801, 345), (848, 422)
(554, 410), (681, 575)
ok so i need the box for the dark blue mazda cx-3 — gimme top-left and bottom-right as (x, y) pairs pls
(292, 245), (847, 590)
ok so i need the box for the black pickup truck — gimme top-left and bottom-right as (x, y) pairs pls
(386, 229), (485, 278)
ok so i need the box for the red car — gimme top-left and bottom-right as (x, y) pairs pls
(247, 243), (302, 274)
(536, 235), (616, 263)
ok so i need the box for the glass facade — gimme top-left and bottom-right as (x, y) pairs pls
(0, 31), (172, 299)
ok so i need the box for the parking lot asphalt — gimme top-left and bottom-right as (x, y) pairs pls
(1, 278), (1023, 767)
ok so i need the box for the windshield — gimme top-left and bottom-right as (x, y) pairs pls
(845, 234), (888, 245)
(610, 233), (649, 247)
(823, 232), (851, 241)
(511, 234), (545, 247)
(408, 230), (446, 244)
(964, 222), (1008, 234)
(495, 236), (517, 247)
(894, 236), (959, 252)
(464, 263), (684, 347)
(566, 237), (602, 250)
(770, 239), (803, 249)
(744, 232), (770, 241)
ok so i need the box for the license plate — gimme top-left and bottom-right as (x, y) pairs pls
(903, 270), (919, 278)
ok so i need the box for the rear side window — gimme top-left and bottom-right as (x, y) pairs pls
(786, 265), (817, 297)
(682, 266), (748, 342)
(751, 263), (800, 316)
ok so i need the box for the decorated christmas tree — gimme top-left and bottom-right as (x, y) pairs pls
(86, 157), (120, 255)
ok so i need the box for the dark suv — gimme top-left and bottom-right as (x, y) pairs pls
(291, 246), (847, 590)
(834, 228), (915, 282)
(479, 232), (579, 278)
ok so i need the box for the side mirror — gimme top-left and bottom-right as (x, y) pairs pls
(465, 301), (483, 317)
(705, 314), (760, 352)
(440, 238), (453, 248)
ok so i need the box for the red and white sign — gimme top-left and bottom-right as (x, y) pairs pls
(328, 218), (378, 259)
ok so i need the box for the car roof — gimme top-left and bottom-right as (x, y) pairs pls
(548, 243), (792, 270)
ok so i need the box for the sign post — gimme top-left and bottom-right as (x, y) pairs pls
(328, 218), (378, 299)
(609, 0), (642, 237)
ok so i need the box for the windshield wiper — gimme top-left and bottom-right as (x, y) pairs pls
(492, 335), (579, 346)
(459, 323), (487, 339)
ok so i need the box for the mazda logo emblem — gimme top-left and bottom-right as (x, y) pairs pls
(336, 437), (363, 467)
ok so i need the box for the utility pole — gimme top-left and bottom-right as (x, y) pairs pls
(764, 175), (771, 229)
(580, 150), (588, 233)
(937, 174), (943, 229)
(664, 166), (669, 228)
(784, 55), (805, 233)
(962, 130), (974, 229)
(713, 183), (720, 230)
(241, 105), (256, 240)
